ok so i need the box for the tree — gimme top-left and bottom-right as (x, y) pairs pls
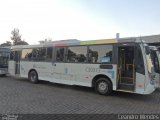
(16, 40), (28, 45)
(0, 41), (12, 47)
(11, 28), (28, 45)
(11, 28), (21, 45)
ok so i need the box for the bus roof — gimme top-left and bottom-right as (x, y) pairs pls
(11, 38), (117, 50)
(11, 44), (44, 50)
(10, 37), (147, 50)
(118, 37), (146, 43)
(41, 38), (118, 46)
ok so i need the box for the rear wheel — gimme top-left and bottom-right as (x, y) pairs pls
(29, 71), (38, 83)
(95, 78), (112, 95)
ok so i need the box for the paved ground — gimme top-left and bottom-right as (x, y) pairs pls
(0, 76), (160, 114)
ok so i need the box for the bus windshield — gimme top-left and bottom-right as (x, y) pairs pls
(0, 51), (10, 67)
(150, 49), (160, 73)
(144, 44), (153, 73)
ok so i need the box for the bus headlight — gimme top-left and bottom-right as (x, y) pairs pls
(150, 80), (154, 85)
(0, 70), (4, 74)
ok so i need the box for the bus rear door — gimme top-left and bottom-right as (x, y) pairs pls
(14, 51), (21, 75)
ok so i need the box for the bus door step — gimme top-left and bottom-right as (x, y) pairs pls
(118, 83), (135, 91)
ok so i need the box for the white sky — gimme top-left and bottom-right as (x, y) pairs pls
(0, 0), (159, 45)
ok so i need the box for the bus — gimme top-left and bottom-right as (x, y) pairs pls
(149, 46), (160, 88)
(0, 47), (10, 75)
(8, 38), (155, 95)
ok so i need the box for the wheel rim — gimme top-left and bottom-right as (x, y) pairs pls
(31, 73), (36, 81)
(98, 81), (108, 93)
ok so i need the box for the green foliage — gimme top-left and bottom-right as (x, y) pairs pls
(11, 28), (28, 45)
(0, 41), (12, 47)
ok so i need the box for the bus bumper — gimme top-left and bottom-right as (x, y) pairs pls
(143, 84), (155, 94)
(0, 68), (8, 75)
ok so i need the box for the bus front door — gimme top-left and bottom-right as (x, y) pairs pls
(14, 51), (21, 75)
(117, 46), (135, 91)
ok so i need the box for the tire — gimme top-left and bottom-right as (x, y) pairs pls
(29, 71), (38, 83)
(0, 74), (6, 77)
(95, 78), (112, 95)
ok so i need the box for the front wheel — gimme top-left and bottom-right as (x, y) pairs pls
(95, 78), (112, 95)
(29, 71), (38, 83)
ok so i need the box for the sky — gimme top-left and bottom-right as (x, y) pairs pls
(0, 0), (160, 45)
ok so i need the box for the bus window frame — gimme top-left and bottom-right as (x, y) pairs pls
(66, 45), (88, 63)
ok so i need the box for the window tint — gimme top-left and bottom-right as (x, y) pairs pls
(67, 46), (87, 63)
(32, 48), (46, 61)
(46, 47), (53, 61)
(88, 45), (112, 63)
(21, 49), (33, 60)
(56, 47), (65, 62)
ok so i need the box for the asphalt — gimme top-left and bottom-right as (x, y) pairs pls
(0, 76), (160, 114)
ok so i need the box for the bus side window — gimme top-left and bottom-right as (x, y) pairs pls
(56, 47), (65, 62)
(21, 49), (33, 61)
(67, 46), (87, 63)
(88, 45), (113, 63)
(32, 48), (46, 61)
(46, 47), (53, 61)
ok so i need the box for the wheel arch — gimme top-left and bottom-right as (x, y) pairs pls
(28, 69), (38, 79)
(92, 74), (113, 88)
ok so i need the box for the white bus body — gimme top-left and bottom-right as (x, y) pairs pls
(8, 38), (155, 95)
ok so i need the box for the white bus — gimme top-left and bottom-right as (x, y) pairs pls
(8, 38), (155, 95)
(149, 46), (160, 88)
(0, 47), (10, 75)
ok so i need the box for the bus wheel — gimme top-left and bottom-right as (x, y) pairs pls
(95, 78), (112, 95)
(29, 71), (38, 83)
